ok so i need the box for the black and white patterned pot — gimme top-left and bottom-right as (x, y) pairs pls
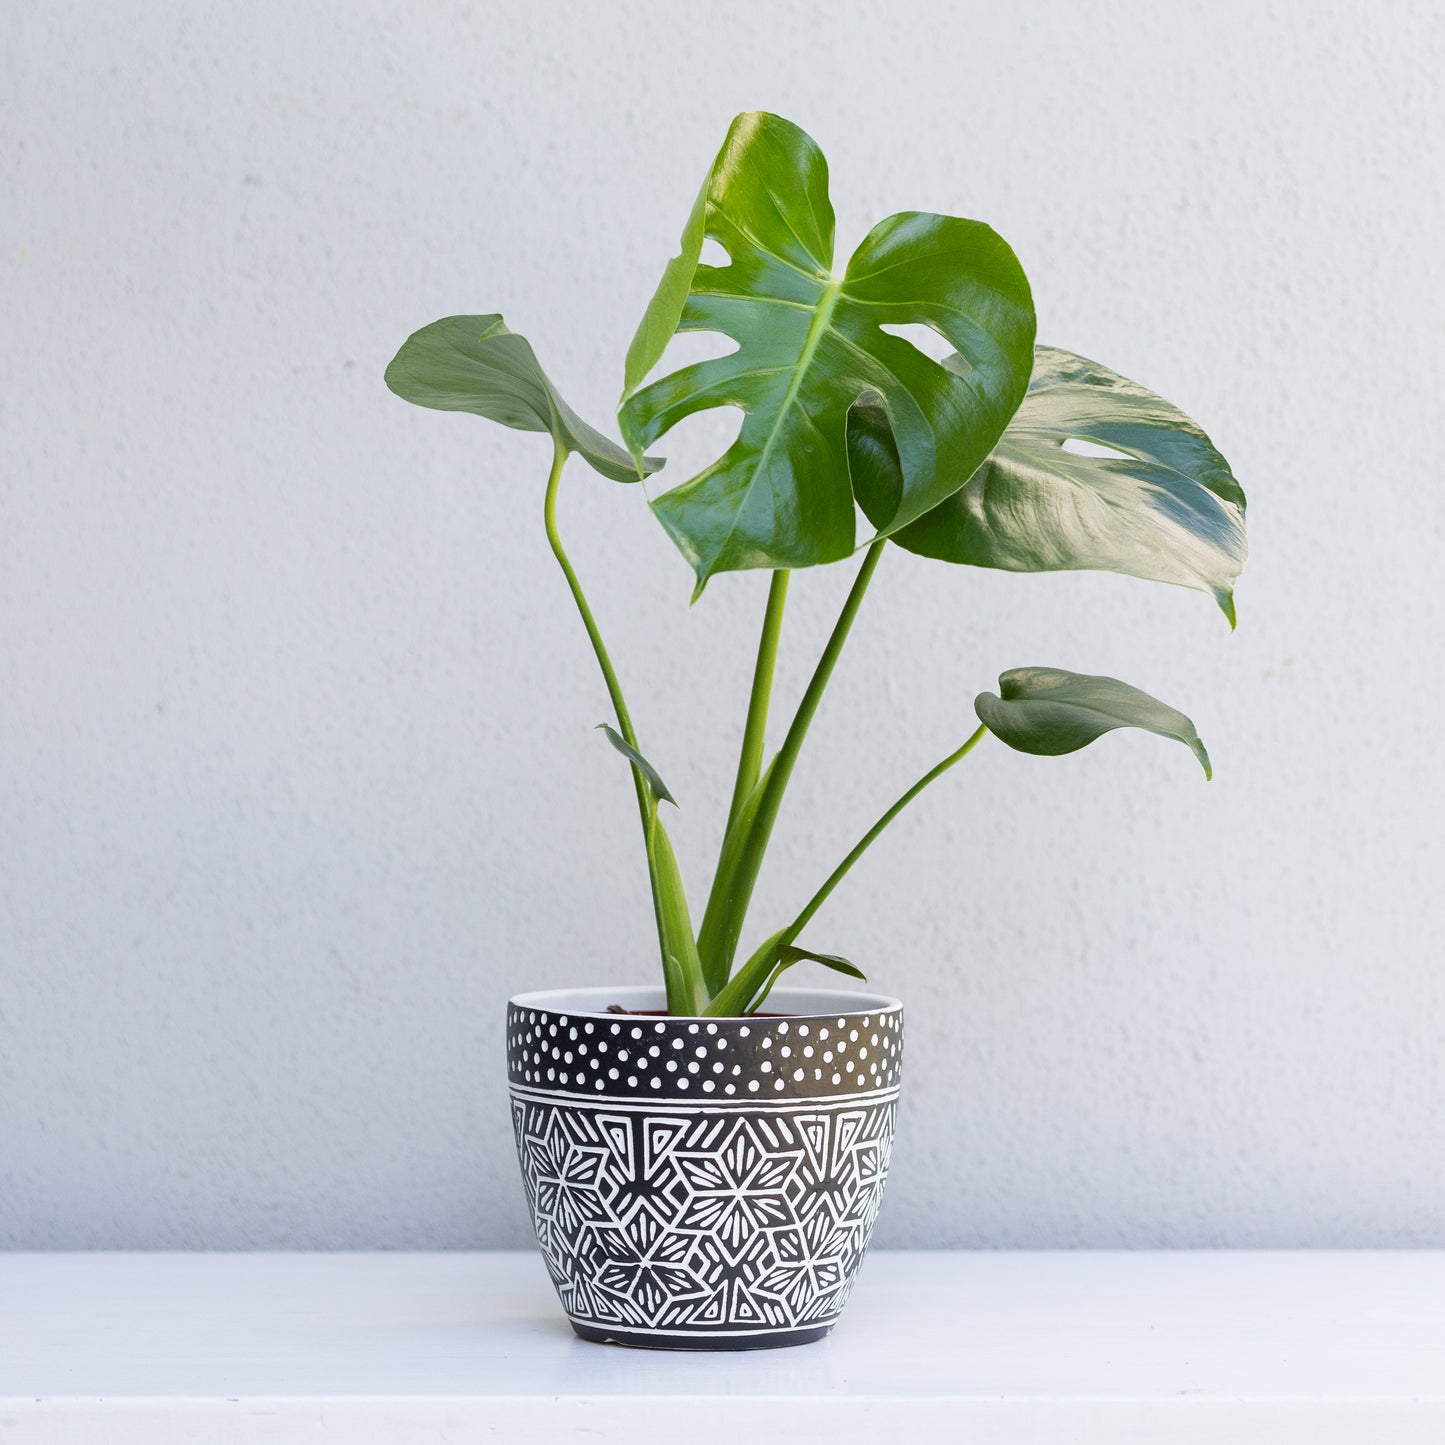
(507, 985), (903, 1350)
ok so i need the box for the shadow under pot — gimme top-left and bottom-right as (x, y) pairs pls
(506, 985), (904, 1351)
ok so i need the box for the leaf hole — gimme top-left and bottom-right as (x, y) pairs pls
(635, 326), (741, 390)
(1061, 437), (1132, 460)
(699, 236), (732, 268)
(646, 402), (746, 502)
(653, 328), (739, 372)
(879, 322), (956, 366)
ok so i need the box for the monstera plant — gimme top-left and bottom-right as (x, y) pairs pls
(385, 111), (1246, 1020)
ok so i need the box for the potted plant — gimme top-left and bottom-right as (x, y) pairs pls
(385, 112), (1247, 1350)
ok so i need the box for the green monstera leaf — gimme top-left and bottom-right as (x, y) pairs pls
(856, 346), (1247, 623)
(976, 667), (1212, 777)
(619, 111), (1037, 591)
(386, 314), (658, 483)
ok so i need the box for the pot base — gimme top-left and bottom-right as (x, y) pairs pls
(570, 1319), (834, 1351)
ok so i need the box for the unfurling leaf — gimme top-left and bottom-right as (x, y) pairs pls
(651, 819), (705, 1015)
(619, 111), (1036, 590)
(386, 314), (661, 482)
(776, 945), (866, 980)
(597, 724), (676, 806)
(703, 934), (866, 1017)
(975, 667), (1212, 778)
(878, 347), (1246, 622)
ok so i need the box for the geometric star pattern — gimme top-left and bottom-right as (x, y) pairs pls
(510, 1093), (898, 1342)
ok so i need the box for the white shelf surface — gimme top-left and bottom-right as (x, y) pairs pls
(3, 1250), (1445, 1442)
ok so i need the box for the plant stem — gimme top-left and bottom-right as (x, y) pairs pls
(766, 540), (886, 832)
(703, 723), (990, 1018)
(543, 441), (704, 1014)
(724, 569), (790, 836)
(783, 723), (989, 945)
(697, 539), (887, 984)
(543, 445), (643, 759)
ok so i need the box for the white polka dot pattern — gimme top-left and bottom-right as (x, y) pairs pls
(506, 1003), (903, 1102)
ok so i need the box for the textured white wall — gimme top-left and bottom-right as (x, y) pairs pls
(3, 0), (1443, 1249)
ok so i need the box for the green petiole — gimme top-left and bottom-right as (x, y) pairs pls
(543, 441), (705, 1015)
(724, 569), (790, 838)
(704, 723), (991, 1016)
(697, 539), (887, 989)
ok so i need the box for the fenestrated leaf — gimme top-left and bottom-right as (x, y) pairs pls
(386, 314), (661, 483)
(597, 724), (676, 806)
(619, 111), (1036, 590)
(871, 346), (1247, 623)
(976, 667), (1212, 778)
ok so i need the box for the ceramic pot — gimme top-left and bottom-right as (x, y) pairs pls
(506, 984), (903, 1350)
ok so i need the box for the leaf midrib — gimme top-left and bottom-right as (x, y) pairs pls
(702, 277), (845, 567)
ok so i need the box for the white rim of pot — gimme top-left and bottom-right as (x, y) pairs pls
(508, 984), (902, 1019)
